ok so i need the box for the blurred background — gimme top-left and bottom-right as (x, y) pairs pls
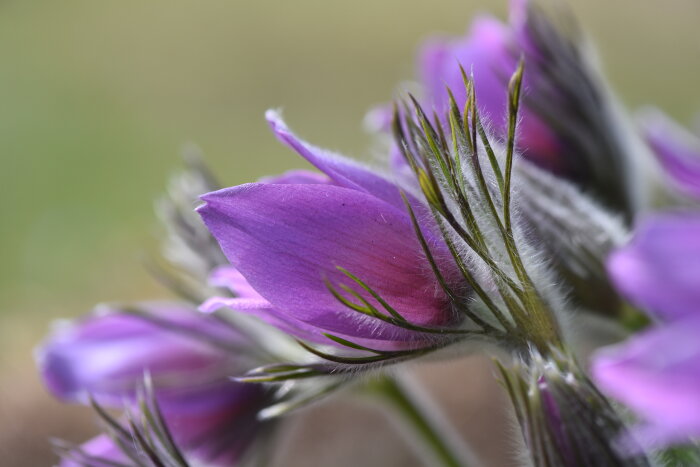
(1, 1), (698, 465)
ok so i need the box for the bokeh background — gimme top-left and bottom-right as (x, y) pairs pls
(1, 1), (699, 465)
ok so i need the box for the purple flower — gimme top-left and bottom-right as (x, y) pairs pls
(592, 214), (700, 448)
(593, 317), (700, 449)
(638, 109), (700, 200)
(606, 214), (700, 322)
(198, 66), (577, 380)
(37, 302), (272, 466)
(418, 8), (561, 173)
(198, 112), (460, 355)
(412, 0), (640, 218)
(367, 0), (639, 322)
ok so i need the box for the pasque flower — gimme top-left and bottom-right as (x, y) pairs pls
(367, 0), (634, 323)
(37, 302), (274, 466)
(198, 110), (464, 356)
(418, 1), (557, 169)
(411, 0), (643, 220)
(199, 64), (578, 383)
(592, 213), (700, 449)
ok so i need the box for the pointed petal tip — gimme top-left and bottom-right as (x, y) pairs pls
(265, 108), (288, 135)
(266, 109), (301, 152)
(197, 184), (261, 213)
(264, 108), (281, 122)
(197, 187), (228, 205)
(36, 340), (79, 401)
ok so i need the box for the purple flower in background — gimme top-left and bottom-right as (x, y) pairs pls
(418, 4), (560, 172)
(409, 0), (641, 219)
(638, 109), (700, 200)
(37, 302), (272, 466)
(391, 0), (634, 320)
(592, 214), (700, 448)
(606, 214), (700, 322)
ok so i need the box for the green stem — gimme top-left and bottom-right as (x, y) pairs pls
(369, 372), (480, 467)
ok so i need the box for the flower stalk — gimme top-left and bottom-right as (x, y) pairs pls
(368, 373), (480, 467)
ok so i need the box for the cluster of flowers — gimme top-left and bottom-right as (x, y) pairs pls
(36, 1), (700, 466)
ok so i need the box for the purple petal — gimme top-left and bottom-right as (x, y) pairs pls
(206, 267), (331, 342)
(59, 435), (126, 467)
(200, 296), (270, 315)
(37, 302), (244, 406)
(200, 296), (333, 344)
(198, 182), (455, 343)
(205, 266), (422, 349)
(591, 316), (700, 446)
(266, 110), (407, 210)
(61, 383), (269, 467)
(201, 295), (420, 350)
(364, 103), (394, 134)
(417, 14), (565, 174)
(156, 381), (269, 466)
(39, 302), (270, 465)
(620, 423), (698, 454)
(258, 169), (331, 185)
(419, 16), (511, 119)
(607, 213), (700, 322)
(639, 109), (700, 199)
(209, 265), (264, 299)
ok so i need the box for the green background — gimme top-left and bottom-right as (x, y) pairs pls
(1, 1), (698, 465)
